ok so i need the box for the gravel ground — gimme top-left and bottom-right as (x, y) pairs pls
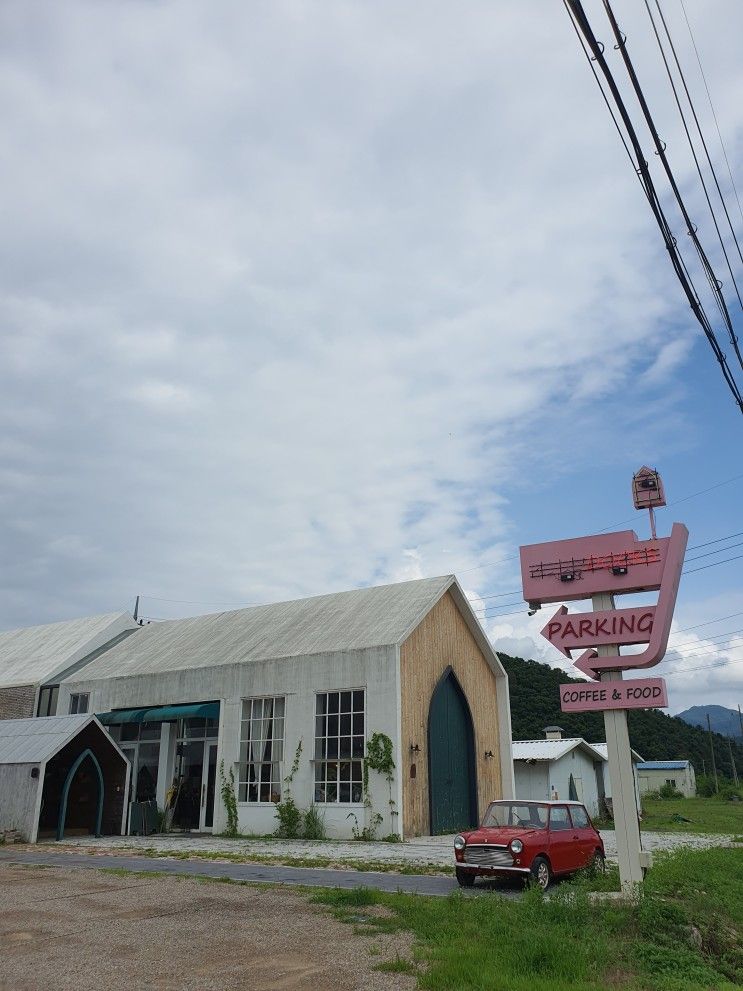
(0, 863), (417, 991)
(42, 827), (738, 869)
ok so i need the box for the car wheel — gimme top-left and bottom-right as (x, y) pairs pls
(455, 867), (476, 888)
(530, 856), (551, 891)
(590, 850), (606, 873)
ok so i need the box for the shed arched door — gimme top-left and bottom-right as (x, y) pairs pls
(428, 669), (477, 834)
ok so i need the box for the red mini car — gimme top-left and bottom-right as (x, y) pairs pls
(454, 800), (605, 890)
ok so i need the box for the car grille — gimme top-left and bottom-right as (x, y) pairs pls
(463, 845), (514, 868)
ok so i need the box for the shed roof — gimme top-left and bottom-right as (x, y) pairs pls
(0, 715), (95, 764)
(591, 743), (644, 763)
(636, 760), (690, 770)
(66, 576), (492, 682)
(0, 613), (137, 689)
(512, 738), (606, 762)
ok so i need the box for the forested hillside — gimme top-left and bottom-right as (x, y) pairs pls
(499, 652), (743, 780)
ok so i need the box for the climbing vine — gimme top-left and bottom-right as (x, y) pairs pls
(274, 739), (303, 838)
(219, 760), (239, 837)
(353, 732), (398, 840)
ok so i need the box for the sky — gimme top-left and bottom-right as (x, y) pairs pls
(1, 0), (742, 716)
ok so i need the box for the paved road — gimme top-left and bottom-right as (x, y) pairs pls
(0, 849), (522, 898)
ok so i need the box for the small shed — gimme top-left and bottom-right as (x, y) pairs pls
(591, 742), (643, 813)
(0, 715), (130, 843)
(512, 728), (606, 818)
(636, 760), (696, 798)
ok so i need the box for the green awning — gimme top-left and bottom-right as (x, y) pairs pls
(96, 701), (219, 725)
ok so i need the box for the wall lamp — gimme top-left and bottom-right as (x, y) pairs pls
(483, 750), (494, 759)
(409, 743), (420, 754)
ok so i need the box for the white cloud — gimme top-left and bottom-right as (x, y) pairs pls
(0, 0), (741, 733)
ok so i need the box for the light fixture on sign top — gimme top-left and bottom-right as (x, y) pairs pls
(560, 572), (576, 582)
(612, 566), (628, 576)
(640, 477), (658, 490)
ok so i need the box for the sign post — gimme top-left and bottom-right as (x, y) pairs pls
(519, 467), (687, 895)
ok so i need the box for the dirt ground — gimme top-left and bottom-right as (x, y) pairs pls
(0, 864), (417, 991)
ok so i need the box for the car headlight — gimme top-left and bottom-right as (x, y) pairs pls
(454, 834), (466, 851)
(510, 839), (523, 854)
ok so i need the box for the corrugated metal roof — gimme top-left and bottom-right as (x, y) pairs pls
(0, 715), (93, 764)
(591, 742), (644, 763)
(636, 760), (690, 770)
(512, 739), (606, 762)
(0, 613), (136, 689)
(67, 576), (456, 681)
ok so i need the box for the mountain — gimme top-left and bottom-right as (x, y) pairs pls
(676, 705), (743, 739)
(499, 652), (743, 780)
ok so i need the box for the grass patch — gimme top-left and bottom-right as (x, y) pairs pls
(312, 848), (742, 990)
(374, 954), (418, 974)
(640, 796), (742, 834)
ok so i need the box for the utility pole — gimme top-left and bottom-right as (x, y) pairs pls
(707, 714), (719, 793)
(727, 738), (739, 787)
(738, 704), (743, 738)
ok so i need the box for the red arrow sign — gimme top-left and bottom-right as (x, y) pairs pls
(541, 605), (656, 658)
(573, 522), (688, 679)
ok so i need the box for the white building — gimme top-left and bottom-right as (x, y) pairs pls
(45, 576), (514, 840)
(512, 727), (606, 818)
(591, 742), (643, 813)
(636, 760), (696, 798)
(0, 613), (138, 721)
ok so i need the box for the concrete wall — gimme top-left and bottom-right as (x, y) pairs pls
(0, 685), (36, 721)
(637, 765), (696, 798)
(62, 645), (401, 839)
(600, 759), (642, 812)
(0, 764), (41, 841)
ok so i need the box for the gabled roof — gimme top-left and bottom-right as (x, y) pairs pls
(591, 742), (644, 763)
(512, 738), (606, 762)
(0, 714), (97, 764)
(65, 576), (504, 683)
(0, 613), (138, 689)
(636, 760), (691, 771)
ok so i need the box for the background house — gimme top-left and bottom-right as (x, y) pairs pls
(590, 742), (643, 814)
(636, 759), (696, 797)
(57, 575), (514, 839)
(0, 613), (137, 721)
(512, 726), (606, 817)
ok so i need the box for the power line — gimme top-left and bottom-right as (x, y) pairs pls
(644, 0), (743, 316)
(683, 551), (743, 575)
(563, 0), (743, 413)
(678, 0), (743, 233)
(685, 538), (743, 564)
(600, 0), (743, 380)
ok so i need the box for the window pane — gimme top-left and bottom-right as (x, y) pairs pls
(340, 737), (351, 757)
(121, 723), (139, 741)
(351, 781), (363, 803)
(326, 781), (338, 802)
(327, 714), (338, 736)
(316, 694), (327, 715)
(352, 736), (364, 757)
(264, 698), (273, 719)
(238, 782), (247, 802)
(339, 781), (350, 802)
(340, 714), (351, 736)
(239, 696), (285, 802)
(340, 691), (352, 713)
(316, 716), (326, 738)
(328, 693), (339, 714)
(352, 690), (364, 712)
(352, 714), (364, 735)
(274, 698), (285, 718)
(327, 738), (338, 758)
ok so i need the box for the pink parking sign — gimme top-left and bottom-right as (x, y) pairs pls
(559, 677), (668, 712)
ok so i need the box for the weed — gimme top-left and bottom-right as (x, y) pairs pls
(373, 955), (417, 974)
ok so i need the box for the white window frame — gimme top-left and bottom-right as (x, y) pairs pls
(238, 696), (285, 804)
(313, 688), (366, 805)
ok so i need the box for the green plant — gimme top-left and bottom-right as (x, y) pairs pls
(347, 810), (383, 841)
(302, 803), (326, 840)
(219, 761), (239, 837)
(274, 739), (303, 838)
(658, 782), (684, 800)
(363, 731), (398, 835)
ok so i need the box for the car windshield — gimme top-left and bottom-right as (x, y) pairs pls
(481, 802), (549, 829)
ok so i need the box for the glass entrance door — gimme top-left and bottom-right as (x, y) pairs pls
(201, 742), (218, 831)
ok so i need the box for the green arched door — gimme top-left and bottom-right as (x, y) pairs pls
(428, 669), (477, 834)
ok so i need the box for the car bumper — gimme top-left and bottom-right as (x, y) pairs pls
(459, 863), (531, 875)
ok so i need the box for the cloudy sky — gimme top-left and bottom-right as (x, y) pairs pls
(1, 0), (742, 715)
